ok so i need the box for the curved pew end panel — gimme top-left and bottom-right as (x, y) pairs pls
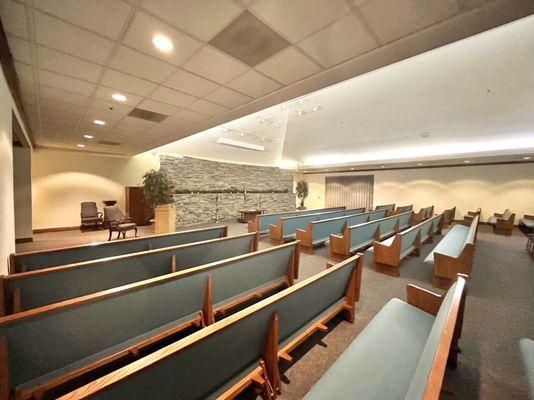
(57, 254), (364, 400)
(0, 243), (299, 400)
(8, 225), (229, 274)
(0, 232), (260, 316)
(303, 275), (467, 400)
(489, 209), (515, 236)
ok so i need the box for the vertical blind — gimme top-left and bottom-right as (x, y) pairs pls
(325, 175), (374, 210)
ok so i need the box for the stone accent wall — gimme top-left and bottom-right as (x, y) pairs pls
(160, 155), (296, 227)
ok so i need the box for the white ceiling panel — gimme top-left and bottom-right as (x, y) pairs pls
(110, 45), (176, 82)
(122, 11), (202, 65)
(39, 69), (95, 96)
(187, 99), (228, 116)
(227, 69), (281, 98)
(360, 0), (459, 43)
(299, 14), (377, 68)
(142, 0), (244, 41)
(94, 85), (143, 107)
(39, 86), (91, 106)
(37, 46), (104, 82)
(32, 0), (132, 39)
(137, 98), (180, 116)
(182, 45), (249, 84)
(7, 36), (33, 64)
(256, 46), (321, 84)
(163, 68), (220, 97)
(100, 69), (157, 97)
(18, 79), (35, 95)
(0, 0), (28, 39)
(175, 108), (211, 122)
(251, 0), (350, 42)
(33, 11), (114, 64)
(14, 61), (34, 82)
(40, 97), (86, 114)
(160, 115), (193, 128)
(204, 86), (252, 107)
(150, 86), (196, 107)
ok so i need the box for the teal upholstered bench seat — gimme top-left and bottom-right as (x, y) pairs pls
(303, 298), (434, 400)
(16, 313), (198, 392)
(520, 338), (534, 399)
(424, 224), (469, 265)
(519, 218), (534, 229)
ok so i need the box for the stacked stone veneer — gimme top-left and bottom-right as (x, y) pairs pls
(160, 155), (296, 227)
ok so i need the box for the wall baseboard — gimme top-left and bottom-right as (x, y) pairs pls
(33, 226), (80, 234)
(15, 237), (33, 243)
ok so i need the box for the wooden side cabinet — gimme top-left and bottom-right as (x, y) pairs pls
(125, 186), (151, 226)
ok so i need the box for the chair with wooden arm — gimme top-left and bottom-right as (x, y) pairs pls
(104, 206), (137, 240)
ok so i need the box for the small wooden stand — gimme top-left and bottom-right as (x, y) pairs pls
(238, 209), (263, 224)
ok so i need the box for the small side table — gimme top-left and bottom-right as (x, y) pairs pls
(238, 209), (263, 223)
(103, 200), (117, 207)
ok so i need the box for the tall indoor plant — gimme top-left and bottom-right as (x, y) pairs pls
(142, 169), (175, 234)
(295, 180), (309, 210)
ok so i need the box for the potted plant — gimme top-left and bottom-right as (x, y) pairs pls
(295, 180), (309, 210)
(142, 169), (175, 234)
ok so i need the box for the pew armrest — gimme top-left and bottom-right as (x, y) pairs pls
(406, 284), (443, 316)
(524, 214), (534, 221)
(494, 212), (503, 218)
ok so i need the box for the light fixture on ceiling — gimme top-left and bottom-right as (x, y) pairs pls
(464, 160), (470, 163)
(112, 93), (127, 102)
(217, 137), (265, 152)
(83, 134), (94, 139)
(152, 33), (173, 53)
(417, 163), (423, 166)
(76, 144), (85, 148)
(259, 118), (265, 124)
(94, 120), (106, 126)
(296, 110), (304, 116)
(240, 132), (245, 137)
(222, 128), (229, 133)
(350, 167), (355, 170)
(312, 105), (321, 112)
(380, 165), (385, 168)
(523, 156), (531, 160)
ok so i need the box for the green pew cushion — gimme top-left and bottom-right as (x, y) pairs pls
(502, 209), (512, 219)
(303, 298), (434, 400)
(16, 313), (198, 392)
(520, 219), (534, 229)
(424, 224), (469, 265)
(520, 338), (534, 399)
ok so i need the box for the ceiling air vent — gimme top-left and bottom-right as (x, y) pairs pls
(97, 140), (122, 146)
(127, 108), (168, 122)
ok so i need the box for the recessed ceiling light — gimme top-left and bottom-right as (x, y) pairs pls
(380, 165), (385, 168)
(222, 128), (229, 133)
(112, 93), (127, 102)
(464, 160), (470, 163)
(417, 163), (423, 166)
(240, 132), (245, 137)
(523, 156), (531, 160)
(259, 118), (265, 124)
(312, 105), (321, 112)
(94, 120), (105, 126)
(296, 110), (304, 116)
(152, 34), (173, 53)
(83, 134), (94, 139)
(76, 144), (85, 148)
(350, 167), (355, 170)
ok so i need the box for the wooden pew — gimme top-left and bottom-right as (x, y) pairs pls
(58, 253), (364, 400)
(463, 207), (481, 223)
(247, 207), (345, 234)
(413, 205), (434, 224)
(373, 203), (395, 215)
(329, 211), (413, 261)
(8, 225), (229, 274)
(0, 232), (259, 315)
(269, 208), (365, 246)
(424, 216), (479, 289)
(442, 206), (456, 226)
(296, 209), (387, 254)
(394, 204), (413, 214)
(489, 208), (515, 235)
(373, 214), (443, 277)
(0, 243), (299, 400)
(303, 275), (467, 400)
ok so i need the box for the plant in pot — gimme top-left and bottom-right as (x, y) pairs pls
(142, 169), (175, 234)
(295, 180), (309, 210)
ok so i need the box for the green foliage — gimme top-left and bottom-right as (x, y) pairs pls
(295, 180), (309, 208)
(142, 169), (174, 211)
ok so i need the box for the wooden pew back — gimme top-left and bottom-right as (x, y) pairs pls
(9, 226), (228, 274)
(58, 254), (363, 400)
(1, 232), (259, 315)
(249, 207), (345, 233)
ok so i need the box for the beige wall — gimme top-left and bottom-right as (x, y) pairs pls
(13, 147), (33, 239)
(0, 67), (31, 274)
(298, 163), (534, 223)
(32, 149), (159, 230)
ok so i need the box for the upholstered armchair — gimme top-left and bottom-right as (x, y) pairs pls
(80, 202), (103, 231)
(104, 206), (137, 241)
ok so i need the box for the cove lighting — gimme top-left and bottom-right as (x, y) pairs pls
(153, 34), (173, 53)
(112, 93), (127, 102)
(217, 137), (265, 152)
(94, 120), (106, 126)
(83, 134), (94, 139)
